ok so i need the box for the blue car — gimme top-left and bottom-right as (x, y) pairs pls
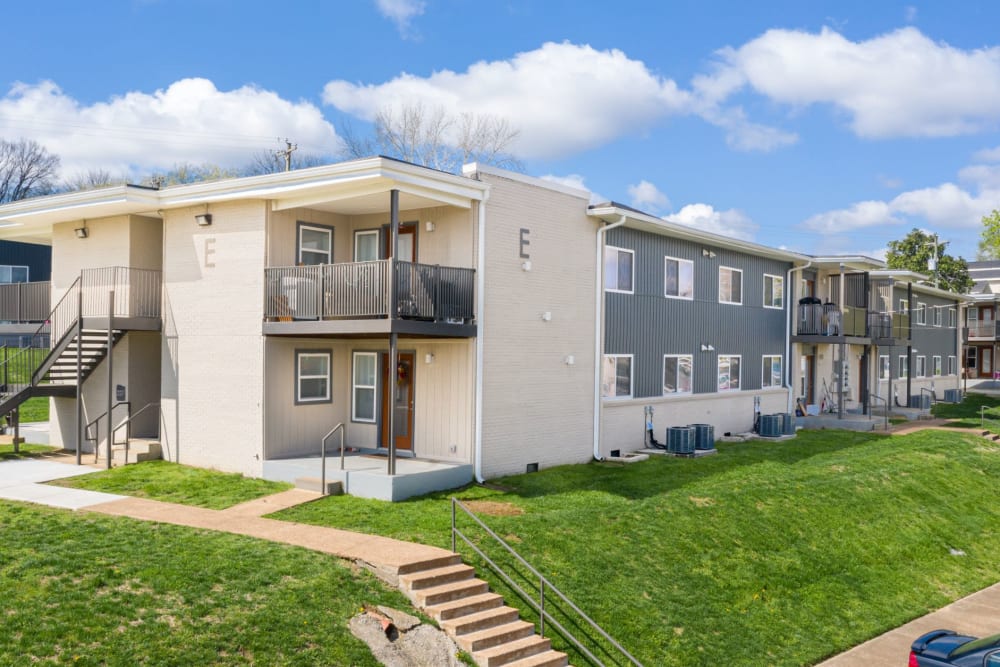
(910, 630), (1000, 666)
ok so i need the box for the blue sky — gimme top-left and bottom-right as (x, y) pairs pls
(4, 1), (1000, 260)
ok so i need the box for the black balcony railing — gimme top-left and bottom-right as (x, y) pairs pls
(265, 260), (475, 324)
(868, 311), (910, 340)
(0, 281), (50, 323)
(796, 303), (867, 337)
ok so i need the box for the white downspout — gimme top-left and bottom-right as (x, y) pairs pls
(593, 215), (627, 461)
(473, 193), (489, 483)
(785, 261), (812, 413)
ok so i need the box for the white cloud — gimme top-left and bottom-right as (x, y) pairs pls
(905, 5), (918, 22)
(663, 203), (759, 241)
(627, 180), (670, 212)
(0, 79), (341, 178)
(802, 200), (899, 233)
(974, 145), (1000, 162)
(539, 173), (604, 204)
(323, 41), (692, 160)
(706, 26), (1000, 138)
(374, 0), (425, 37)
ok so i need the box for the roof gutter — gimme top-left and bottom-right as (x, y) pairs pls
(593, 214), (626, 461)
(786, 260), (812, 413)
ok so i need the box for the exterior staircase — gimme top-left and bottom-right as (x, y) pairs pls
(397, 556), (569, 666)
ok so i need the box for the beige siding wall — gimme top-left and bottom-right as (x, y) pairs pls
(601, 388), (790, 453)
(267, 208), (347, 266)
(478, 173), (597, 478)
(264, 337), (473, 462)
(160, 200), (266, 476)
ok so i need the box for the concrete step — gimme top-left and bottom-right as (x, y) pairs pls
(96, 440), (162, 465)
(293, 476), (343, 495)
(425, 592), (504, 621)
(440, 605), (520, 635)
(399, 563), (475, 591)
(412, 578), (489, 607)
(455, 619), (535, 652)
(397, 553), (463, 576)
(504, 650), (569, 667)
(475, 635), (553, 667)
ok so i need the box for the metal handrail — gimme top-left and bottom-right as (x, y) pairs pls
(110, 402), (160, 466)
(320, 422), (345, 496)
(869, 394), (888, 431)
(451, 498), (643, 667)
(85, 401), (130, 463)
(920, 387), (936, 411)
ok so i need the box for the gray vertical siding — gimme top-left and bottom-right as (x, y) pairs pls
(908, 290), (960, 364)
(0, 241), (50, 281)
(604, 227), (791, 397)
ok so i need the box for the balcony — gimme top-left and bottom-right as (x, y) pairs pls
(0, 281), (50, 324)
(964, 320), (1000, 341)
(263, 260), (476, 337)
(795, 303), (868, 340)
(867, 312), (910, 342)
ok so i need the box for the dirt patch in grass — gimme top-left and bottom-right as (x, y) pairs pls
(464, 500), (524, 516)
(688, 496), (716, 507)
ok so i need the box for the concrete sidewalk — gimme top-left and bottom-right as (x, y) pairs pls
(0, 458), (125, 509)
(818, 582), (1000, 665)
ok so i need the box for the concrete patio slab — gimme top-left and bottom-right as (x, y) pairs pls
(0, 458), (124, 509)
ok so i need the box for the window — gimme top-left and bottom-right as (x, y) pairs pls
(354, 230), (379, 262)
(664, 257), (694, 300)
(933, 355), (942, 376)
(949, 307), (957, 327)
(719, 267), (742, 305)
(663, 355), (693, 394)
(295, 350), (330, 404)
(601, 355), (632, 398)
(915, 302), (926, 325)
(916, 355), (926, 378)
(0, 266), (28, 284)
(762, 355), (783, 388)
(899, 298), (909, 315)
(898, 355), (909, 379)
(351, 352), (377, 422)
(879, 355), (890, 380)
(604, 247), (634, 293)
(932, 306), (942, 327)
(718, 355), (741, 391)
(763, 274), (784, 309)
(298, 223), (333, 265)
(948, 355), (957, 375)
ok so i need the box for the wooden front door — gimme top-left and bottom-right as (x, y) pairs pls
(967, 346), (979, 378)
(801, 354), (815, 405)
(381, 352), (414, 451)
(383, 224), (416, 261)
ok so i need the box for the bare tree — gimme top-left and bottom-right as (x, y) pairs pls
(140, 162), (239, 188)
(242, 148), (329, 176)
(64, 168), (123, 192)
(340, 103), (523, 173)
(0, 138), (60, 203)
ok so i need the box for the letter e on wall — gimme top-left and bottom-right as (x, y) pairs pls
(204, 237), (216, 268)
(519, 228), (530, 259)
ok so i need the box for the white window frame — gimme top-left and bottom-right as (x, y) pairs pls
(933, 355), (942, 376)
(879, 355), (890, 380)
(898, 355), (909, 379)
(916, 355), (926, 378)
(295, 350), (331, 404)
(604, 246), (634, 294)
(719, 266), (743, 305)
(663, 256), (694, 300)
(602, 354), (633, 399)
(915, 302), (926, 326)
(932, 306), (942, 327)
(351, 351), (378, 423)
(298, 223), (333, 266)
(763, 274), (784, 309)
(949, 307), (957, 328)
(353, 229), (380, 262)
(717, 354), (741, 392)
(948, 355), (957, 375)
(899, 298), (909, 316)
(0, 265), (29, 284)
(662, 354), (693, 395)
(762, 354), (783, 388)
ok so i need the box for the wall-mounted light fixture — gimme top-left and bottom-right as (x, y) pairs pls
(424, 353), (435, 364)
(541, 311), (552, 322)
(700, 343), (715, 352)
(74, 221), (89, 239)
(195, 213), (213, 226)
(521, 260), (532, 271)
(565, 355), (575, 365)
(702, 249), (716, 258)
(425, 220), (435, 232)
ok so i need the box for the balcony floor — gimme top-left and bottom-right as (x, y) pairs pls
(263, 452), (473, 501)
(263, 317), (476, 338)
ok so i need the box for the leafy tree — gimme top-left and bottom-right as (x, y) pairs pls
(886, 228), (973, 293)
(977, 209), (1000, 260)
(0, 138), (60, 202)
(340, 103), (523, 173)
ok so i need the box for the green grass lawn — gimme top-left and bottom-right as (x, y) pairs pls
(0, 500), (412, 666)
(932, 392), (1000, 431)
(273, 429), (1000, 666)
(50, 460), (293, 509)
(0, 443), (56, 461)
(16, 396), (49, 422)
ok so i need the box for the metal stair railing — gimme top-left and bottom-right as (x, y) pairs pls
(110, 401), (160, 465)
(320, 422), (345, 496)
(451, 498), (644, 667)
(85, 401), (130, 464)
(869, 394), (889, 431)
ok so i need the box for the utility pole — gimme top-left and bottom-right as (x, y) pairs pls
(276, 138), (297, 172)
(926, 234), (941, 289)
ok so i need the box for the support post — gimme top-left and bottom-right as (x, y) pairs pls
(12, 406), (19, 454)
(388, 331), (398, 476)
(75, 289), (83, 465)
(838, 263), (845, 420)
(106, 290), (114, 470)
